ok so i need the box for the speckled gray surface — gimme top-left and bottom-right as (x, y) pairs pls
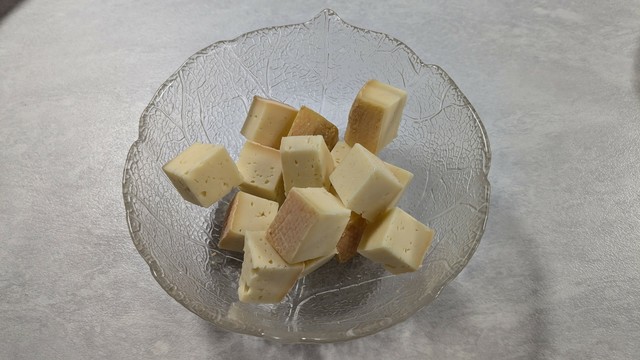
(1, 0), (639, 359)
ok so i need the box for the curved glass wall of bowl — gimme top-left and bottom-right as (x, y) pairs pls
(123, 9), (490, 343)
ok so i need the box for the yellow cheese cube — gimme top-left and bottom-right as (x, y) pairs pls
(329, 143), (402, 221)
(266, 187), (350, 263)
(238, 231), (303, 303)
(299, 252), (335, 278)
(384, 162), (414, 209)
(336, 212), (367, 263)
(280, 135), (334, 195)
(219, 192), (279, 252)
(162, 143), (243, 207)
(236, 141), (285, 203)
(287, 106), (339, 150)
(240, 96), (298, 149)
(345, 80), (407, 154)
(330, 141), (412, 205)
(357, 208), (434, 274)
(330, 140), (352, 168)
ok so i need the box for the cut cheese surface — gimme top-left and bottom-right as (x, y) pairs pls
(162, 143), (243, 207)
(357, 207), (434, 274)
(238, 231), (303, 303)
(330, 140), (351, 168)
(336, 212), (367, 263)
(219, 192), (279, 252)
(287, 106), (339, 150)
(300, 252), (335, 278)
(280, 135), (334, 195)
(329, 143), (402, 221)
(330, 140), (412, 207)
(237, 140), (285, 203)
(240, 96), (298, 149)
(384, 162), (414, 209)
(345, 80), (407, 154)
(266, 187), (350, 264)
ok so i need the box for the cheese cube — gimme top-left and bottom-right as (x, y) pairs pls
(219, 192), (279, 252)
(241, 96), (298, 149)
(330, 140), (351, 168)
(280, 135), (334, 195)
(299, 252), (335, 278)
(336, 212), (367, 263)
(238, 231), (303, 303)
(266, 187), (350, 263)
(287, 106), (339, 150)
(162, 143), (243, 207)
(330, 141), (413, 205)
(329, 143), (402, 221)
(384, 162), (414, 209)
(236, 141), (285, 203)
(345, 80), (407, 154)
(358, 208), (434, 274)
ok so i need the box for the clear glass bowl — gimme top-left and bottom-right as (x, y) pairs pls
(123, 9), (490, 343)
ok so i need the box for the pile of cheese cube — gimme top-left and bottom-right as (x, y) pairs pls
(162, 80), (435, 304)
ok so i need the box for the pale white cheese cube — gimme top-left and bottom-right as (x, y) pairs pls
(240, 96), (298, 149)
(384, 162), (414, 209)
(238, 231), (303, 303)
(162, 143), (243, 207)
(357, 208), (434, 274)
(237, 140), (285, 203)
(330, 140), (352, 168)
(280, 135), (334, 195)
(329, 143), (402, 221)
(219, 192), (279, 252)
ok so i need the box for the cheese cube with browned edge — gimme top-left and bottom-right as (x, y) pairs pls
(336, 212), (367, 263)
(345, 80), (407, 154)
(241, 96), (298, 149)
(287, 106), (339, 150)
(162, 143), (243, 208)
(299, 252), (336, 278)
(280, 135), (334, 195)
(358, 207), (434, 274)
(219, 192), (279, 252)
(266, 187), (350, 263)
(329, 143), (403, 221)
(384, 162), (414, 209)
(238, 231), (303, 303)
(236, 141), (285, 203)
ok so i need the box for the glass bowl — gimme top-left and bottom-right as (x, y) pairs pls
(123, 9), (490, 343)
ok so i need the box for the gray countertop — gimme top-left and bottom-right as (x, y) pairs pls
(2, 1), (639, 359)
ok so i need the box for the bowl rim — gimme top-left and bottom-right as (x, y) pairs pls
(122, 8), (491, 343)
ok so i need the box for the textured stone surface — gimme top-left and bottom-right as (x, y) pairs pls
(1, 0), (639, 359)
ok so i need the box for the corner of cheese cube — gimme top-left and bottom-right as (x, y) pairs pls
(238, 231), (303, 303)
(236, 140), (285, 203)
(357, 208), (434, 274)
(287, 106), (339, 150)
(329, 143), (402, 221)
(280, 135), (334, 195)
(266, 187), (350, 263)
(345, 80), (407, 154)
(384, 162), (413, 209)
(299, 252), (335, 278)
(240, 96), (298, 149)
(330, 140), (352, 168)
(219, 192), (279, 252)
(336, 212), (367, 263)
(162, 143), (243, 207)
